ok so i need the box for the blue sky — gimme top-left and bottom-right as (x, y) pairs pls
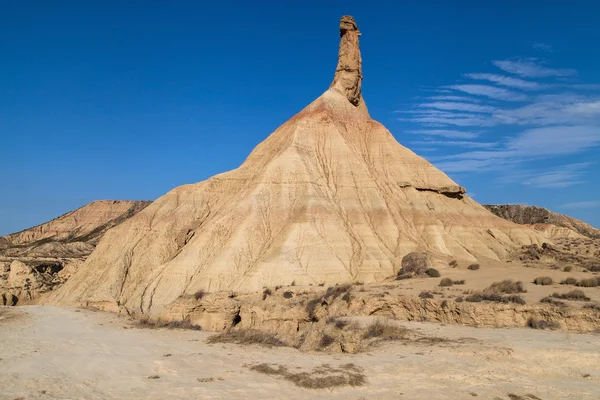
(1, 1), (599, 235)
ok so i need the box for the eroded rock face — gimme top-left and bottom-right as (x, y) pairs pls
(43, 16), (548, 316)
(330, 15), (362, 106)
(485, 204), (600, 239)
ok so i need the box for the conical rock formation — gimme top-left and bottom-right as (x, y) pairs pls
(45, 16), (547, 315)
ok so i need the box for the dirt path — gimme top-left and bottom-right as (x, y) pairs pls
(0, 306), (598, 399)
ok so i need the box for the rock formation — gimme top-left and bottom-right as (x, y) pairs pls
(44, 16), (548, 315)
(485, 204), (600, 239)
(0, 200), (150, 304)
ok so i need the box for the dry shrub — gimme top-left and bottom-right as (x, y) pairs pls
(146, 375), (160, 379)
(396, 273), (412, 280)
(587, 265), (600, 272)
(439, 278), (453, 287)
(465, 292), (526, 305)
(362, 320), (409, 341)
(453, 279), (466, 285)
(282, 291), (293, 299)
(560, 277), (578, 285)
(467, 264), (480, 270)
(425, 268), (441, 277)
(207, 329), (286, 347)
(324, 284), (352, 301)
(262, 288), (272, 300)
(318, 334), (336, 348)
(540, 297), (565, 306)
(249, 363), (366, 389)
(419, 291), (434, 299)
(533, 276), (553, 285)
(563, 266), (573, 272)
(327, 317), (349, 329)
(576, 278), (600, 287)
(584, 304), (600, 311)
(527, 317), (559, 330)
(455, 297), (464, 302)
(551, 290), (590, 301)
(486, 280), (526, 294)
(449, 259), (458, 268)
(135, 317), (201, 330)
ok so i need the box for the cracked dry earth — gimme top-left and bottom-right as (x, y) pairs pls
(1, 306), (598, 400)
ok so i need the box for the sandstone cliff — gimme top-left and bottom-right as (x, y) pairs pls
(484, 204), (600, 239)
(1, 200), (150, 305)
(44, 16), (548, 315)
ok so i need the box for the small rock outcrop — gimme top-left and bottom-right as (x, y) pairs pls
(330, 15), (362, 106)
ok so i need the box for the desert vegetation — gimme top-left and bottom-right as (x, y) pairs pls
(533, 277), (553, 285)
(134, 317), (201, 331)
(550, 290), (590, 301)
(247, 362), (366, 389)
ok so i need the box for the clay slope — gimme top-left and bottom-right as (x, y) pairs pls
(484, 204), (600, 239)
(0, 200), (152, 258)
(45, 16), (547, 315)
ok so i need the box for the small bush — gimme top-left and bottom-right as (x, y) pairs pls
(283, 291), (293, 299)
(540, 297), (565, 306)
(248, 363), (366, 389)
(486, 280), (525, 294)
(560, 277), (578, 285)
(563, 266), (573, 272)
(262, 288), (272, 300)
(194, 289), (206, 300)
(396, 273), (411, 280)
(324, 284), (352, 302)
(419, 291), (434, 299)
(527, 317), (559, 330)
(207, 329), (286, 347)
(533, 277), (553, 285)
(327, 317), (349, 329)
(318, 334), (336, 348)
(425, 268), (441, 277)
(455, 297), (464, 302)
(453, 279), (466, 285)
(587, 265), (600, 272)
(576, 278), (600, 287)
(467, 264), (480, 270)
(146, 375), (160, 379)
(439, 278), (453, 287)
(551, 290), (590, 301)
(584, 304), (600, 311)
(465, 292), (525, 305)
(449, 260), (458, 268)
(362, 320), (408, 341)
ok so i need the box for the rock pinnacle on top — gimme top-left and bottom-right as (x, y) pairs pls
(330, 15), (363, 106)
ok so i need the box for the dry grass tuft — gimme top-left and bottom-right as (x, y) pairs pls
(419, 291), (434, 299)
(551, 290), (590, 301)
(207, 329), (286, 347)
(135, 317), (201, 331)
(362, 320), (409, 341)
(467, 263), (480, 270)
(540, 297), (565, 306)
(527, 317), (559, 330)
(248, 363), (366, 389)
(465, 292), (526, 305)
(486, 280), (526, 294)
(533, 277), (553, 285)
(560, 277), (578, 285)
(563, 266), (573, 272)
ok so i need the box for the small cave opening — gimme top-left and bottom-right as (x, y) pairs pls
(232, 313), (241, 327)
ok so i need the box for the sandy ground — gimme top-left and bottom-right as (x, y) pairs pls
(1, 306), (599, 400)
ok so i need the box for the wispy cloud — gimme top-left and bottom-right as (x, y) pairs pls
(410, 140), (499, 149)
(417, 101), (497, 113)
(531, 42), (553, 52)
(447, 84), (529, 101)
(493, 59), (576, 78)
(559, 201), (600, 209)
(406, 129), (481, 139)
(464, 73), (542, 90)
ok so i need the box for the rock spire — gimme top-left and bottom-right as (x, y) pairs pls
(330, 15), (362, 106)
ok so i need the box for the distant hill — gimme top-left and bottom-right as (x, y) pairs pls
(484, 204), (600, 239)
(0, 200), (151, 258)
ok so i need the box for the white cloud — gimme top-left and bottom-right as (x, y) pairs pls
(493, 59), (577, 78)
(464, 73), (542, 90)
(418, 101), (496, 113)
(447, 84), (529, 101)
(406, 129), (481, 139)
(506, 126), (600, 156)
(427, 95), (482, 102)
(411, 140), (499, 149)
(531, 42), (553, 52)
(560, 201), (600, 209)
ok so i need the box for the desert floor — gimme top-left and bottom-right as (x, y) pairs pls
(1, 306), (598, 400)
